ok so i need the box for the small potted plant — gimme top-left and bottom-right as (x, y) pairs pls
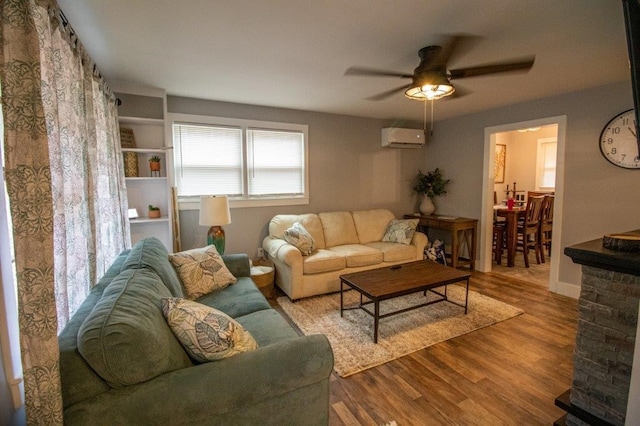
(148, 204), (161, 219)
(413, 168), (450, 215)
(149, 155), (161, 174)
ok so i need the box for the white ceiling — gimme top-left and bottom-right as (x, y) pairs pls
(57, 0), (632, 122)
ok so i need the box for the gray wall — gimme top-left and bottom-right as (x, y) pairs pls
(423, 81), (637, 288)
(169, 80), (637, 290)
(168, 96), (424, 259)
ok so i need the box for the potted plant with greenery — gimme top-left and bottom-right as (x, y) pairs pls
(413, 168), (450, 215)
(148, 204), (161, 219)
(149, 155), (161, 174)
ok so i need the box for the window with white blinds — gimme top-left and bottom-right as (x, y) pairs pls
(171, 114), (308, 206)
(536, 138), (557, 190)
(247, 129), (305, 196)
(174, 123), (243, 197)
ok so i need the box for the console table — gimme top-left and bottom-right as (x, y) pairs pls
(405, 214), (477, 270)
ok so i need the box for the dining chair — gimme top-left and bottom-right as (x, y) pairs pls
(527, 190), (554, 198)
(492, 191), (507, 264)
(516, 195), (544, 267)
(493, 221), (506, 264)
(538, 194), (554, 263)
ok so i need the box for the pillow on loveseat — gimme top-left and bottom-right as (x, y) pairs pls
(382, 219), (419, 245)
(162, 297), (258, 362)
(169, 245), (237, 299)
(283, 222), (316, 255)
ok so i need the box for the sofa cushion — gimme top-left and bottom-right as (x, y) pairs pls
(162, 298), (258, 363)
(78, 269), (192, 388)
(269, 213), (326, 249)
(121, 237), (184, 298)
(234, 309), (300, 347)
(169, 245), (237, 300)
(366, 241), (418, 262)
(283, 222), (316, 255)
(319, 211), (359, 247)
(352, 209), (396, 244)
(302, 249), (346, 274)
(382, 218), (419, 245)
(59, 251), (132, 408)
(195, 276), (271, 318)
(328, 244), (384, 267)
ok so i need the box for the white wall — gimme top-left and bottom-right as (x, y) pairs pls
(167, 96), (425, 258)
(423, 81), (636, 289)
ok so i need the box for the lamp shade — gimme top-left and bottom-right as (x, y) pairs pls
(199, 196), (231, 226)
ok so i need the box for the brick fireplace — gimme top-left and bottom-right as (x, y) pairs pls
(562, 233), (640, 426)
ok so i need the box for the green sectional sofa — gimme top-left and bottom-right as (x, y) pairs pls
(58, 237), (333, 425)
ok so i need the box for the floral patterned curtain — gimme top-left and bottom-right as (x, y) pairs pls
(0, 0), (130, 423)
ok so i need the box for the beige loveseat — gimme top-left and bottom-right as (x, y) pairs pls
(262, 209), (428, 300)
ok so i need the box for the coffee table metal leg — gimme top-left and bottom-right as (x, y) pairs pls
(340, 279), (344, 317)
(374, 301), (380, 343)
(464, 278), (470, 314)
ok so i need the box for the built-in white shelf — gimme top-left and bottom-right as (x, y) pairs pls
(118, 92), (173, 250)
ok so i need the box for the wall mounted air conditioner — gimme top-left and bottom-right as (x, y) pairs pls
(381, 127), (425, 148)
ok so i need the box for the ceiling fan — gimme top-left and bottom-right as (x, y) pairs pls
(345, 35), (536, 102)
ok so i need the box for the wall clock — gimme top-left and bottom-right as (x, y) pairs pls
(599, 109), (640, 169)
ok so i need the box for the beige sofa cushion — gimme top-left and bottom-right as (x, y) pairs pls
(303, 249), (346, 274)
(269, 213), (326, 249)
(352, 209), (396, 244)
(328, 244), (383, 267)
(366, 242), (417, 263)
(319, 211), (359, 247)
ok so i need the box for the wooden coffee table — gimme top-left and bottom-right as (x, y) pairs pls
(339, 260), (471, 343)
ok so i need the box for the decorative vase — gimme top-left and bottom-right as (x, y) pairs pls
(419, 195), (436, 215)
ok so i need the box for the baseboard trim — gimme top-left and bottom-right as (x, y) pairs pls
(553, 280), (580, 299)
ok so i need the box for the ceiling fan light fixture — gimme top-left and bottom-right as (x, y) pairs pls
(404, 83), (455, 100)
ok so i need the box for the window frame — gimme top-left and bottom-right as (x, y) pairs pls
(168, 113), (309, 210)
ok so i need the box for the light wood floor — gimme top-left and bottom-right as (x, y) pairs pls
(281, 270), (578, 425)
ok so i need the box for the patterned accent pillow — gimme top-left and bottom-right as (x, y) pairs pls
(381, 219), (419, 245)
(162, 298), (257, 362)
(283, 222), (316, 256)
(168, 245), (237, 300)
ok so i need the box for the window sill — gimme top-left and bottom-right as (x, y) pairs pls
(178, 197), (309, 210)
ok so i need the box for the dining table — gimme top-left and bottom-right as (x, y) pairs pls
(494, 205), (526, 267)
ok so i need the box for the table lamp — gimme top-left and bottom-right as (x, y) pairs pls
(199, 195), (231, 254)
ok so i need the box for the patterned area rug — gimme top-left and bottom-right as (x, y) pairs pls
(277, 285), (523, 377)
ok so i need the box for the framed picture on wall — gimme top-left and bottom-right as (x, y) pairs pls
(495, 144), (506, 183)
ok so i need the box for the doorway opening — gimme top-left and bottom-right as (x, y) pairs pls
(478, 116), (567, 293)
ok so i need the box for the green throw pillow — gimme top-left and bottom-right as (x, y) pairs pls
(169, 245), (237, 300)
(283, 222), (316, 256)
(381, 219), (419, 245)
(162, 298), (258, 362)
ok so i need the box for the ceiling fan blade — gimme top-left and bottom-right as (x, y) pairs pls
(344, 66), (413, 79)
(449, 56), (535, 79)
(365, 83), (412, 101)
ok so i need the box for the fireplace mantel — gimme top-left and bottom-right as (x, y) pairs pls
(564, 229), (640, 276)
